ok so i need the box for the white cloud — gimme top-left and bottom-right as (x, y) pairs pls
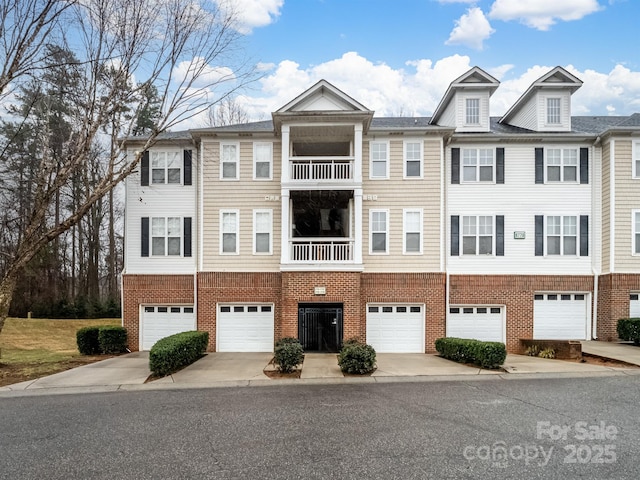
(489, 0), (601, 30)
(445, 7), (495, 50)
(217, 0), (283, 34)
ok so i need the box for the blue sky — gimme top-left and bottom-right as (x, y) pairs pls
(190, 0), (640, 125)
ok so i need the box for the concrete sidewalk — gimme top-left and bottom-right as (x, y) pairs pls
(3, 342), (640, 396)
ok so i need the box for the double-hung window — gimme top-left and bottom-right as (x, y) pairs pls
(546, 148), (577, 182)
(221, 143), (239, 180)
(546, 216), (577, 255)
(151, 152), (181, 184)
(403, 209), (422, 254)
(462, 148), (494, 182)
(254, 143), (272, 180)
(462, 215), (493, 255)
(547, 98), (561, 125)
(370, 210), (388, 254)
(634, 211), (640, 255)
(253, 209), (272, 254)
(151, 217), (181, 256)
(634, 141), (640, 178)
(404, 141), (422, 178)
(370, 141), (389, 179)
(220, 210), (239, 254)
(466, 98), (480, 125)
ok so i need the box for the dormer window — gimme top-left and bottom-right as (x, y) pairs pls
(547, 98), (561, 125)
(466, 98), (480, 125)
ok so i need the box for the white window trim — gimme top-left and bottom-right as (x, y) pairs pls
(151, 150), (182, 185)
(369, 140), (390, 180)
(403, 140), (423, 179)
(369, 209), (389, 255)
(253, 142), (273, 181)
(461, 215), (494, 256)
(465, 97), (480, 125)
(220, 142), (240, 180)
(151, 216), (182, 257)
(545, 147), (579, 183)
(633, 210), (640, 256)
(403, 208), (423, 255)
(253, 209), (273, 255)
(546, 97), (562, 125)
(219, 209), (240, 255)
(633, 140), (640, 179)
(461, 148), (495, 183)
(545, 215), (579, 257)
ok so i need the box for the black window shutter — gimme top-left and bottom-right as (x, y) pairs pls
(535, 215), (544, 256)
(451, 148), (460, 184)
(580, 215), (588, 256)
(184, 150), (192, 186)
(451, 215), (459, 256)
(496, 148), (505, 184)
(496, 215), (504, 256)
(580, 148), (589, 184)
(535, 148), (544, 184)
(141, 151), (149, 186)
(141, 217), (149, 257)
(184, 217), (192, 257)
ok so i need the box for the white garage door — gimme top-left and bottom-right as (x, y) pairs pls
(217, 304), (274, 352)
(366, 305), (424, 353)
(447, 306), (505, 343)
(141, 305), (196, 350)
(630, 293), (640, 317)
(534, 293), (588, 340)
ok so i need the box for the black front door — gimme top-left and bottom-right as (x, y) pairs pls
(298, 304), (343, 352)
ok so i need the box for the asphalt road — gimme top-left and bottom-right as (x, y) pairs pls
(2, 376), (640, 479)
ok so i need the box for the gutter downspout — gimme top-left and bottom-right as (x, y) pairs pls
(592, 267), (598, 339)
(591, 136), (601, 339)
(442, 136), (450, 337)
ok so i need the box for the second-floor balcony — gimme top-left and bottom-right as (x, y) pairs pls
(290, 238), (354, 263)
(290, 157), (354, 182)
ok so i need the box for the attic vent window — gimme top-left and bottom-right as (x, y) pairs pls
(465, 98), (480, 125)
(547, 98), (561, 125)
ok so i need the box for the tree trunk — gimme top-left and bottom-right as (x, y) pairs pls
(0, 268), (19, 344)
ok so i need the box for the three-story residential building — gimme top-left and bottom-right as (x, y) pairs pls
(122, 67), (640, 354)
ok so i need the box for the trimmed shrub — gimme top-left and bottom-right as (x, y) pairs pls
(338, 340), (376, 375)
(76, 326), (101, 355)
(98, 325), (128, 354)
(617, 318), (640, 345)
(435, 337), (506, 369)
(274, 339), (304, 373)
(149, 331), (209, 377)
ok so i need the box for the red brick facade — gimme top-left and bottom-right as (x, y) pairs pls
(450, 275), (594, 352)
(122, 272), (639, 353)
(122, 274), (195, 351)
(597, 274), (640, 341)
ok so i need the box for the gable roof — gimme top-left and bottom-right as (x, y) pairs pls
(499, 66), (583, 124)
(272, 79), (374, 132)
(430, 66), (500, 125)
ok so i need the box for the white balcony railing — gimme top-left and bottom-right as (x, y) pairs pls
(290, 238), (353, 262)
(290, 157), (353, 181)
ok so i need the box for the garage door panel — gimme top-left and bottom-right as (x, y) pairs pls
(217, 305), (274, 352)
(534, 294), (587, 340)
(447, 307), (504, 343)
(366, 305), (424, 353)
(141, 306), (195, 350)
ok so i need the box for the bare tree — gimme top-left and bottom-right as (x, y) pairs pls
(0, 0), (256, 334)
(207, 95), (250, 126)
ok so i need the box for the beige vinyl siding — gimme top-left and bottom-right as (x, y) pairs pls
(202, 139), (282, 271)
(362, 138), (441, 272)
(601, 140), (611, 273)
(613, 140), (640, 272)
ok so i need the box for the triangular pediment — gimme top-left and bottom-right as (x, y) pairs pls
(536, 67), (583, 87)
(276, 80), (370, 113)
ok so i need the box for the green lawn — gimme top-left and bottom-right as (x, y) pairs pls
(0, 317), (121, 386)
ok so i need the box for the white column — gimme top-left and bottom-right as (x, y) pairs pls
(280, 190), (290, 264)
(281, 125), (290, 184)
(354, 188), (363, 264)
(354, 124), (363, 183)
